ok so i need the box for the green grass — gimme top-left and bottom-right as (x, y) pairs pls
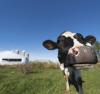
(0, 63), (100, 94)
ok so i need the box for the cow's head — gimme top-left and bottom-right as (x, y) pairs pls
(43, 32), (96, 51)
(43, 36), (74, 52)
(42, 32), (97, 65)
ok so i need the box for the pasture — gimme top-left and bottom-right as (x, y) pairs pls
(0, 63), (100, 94)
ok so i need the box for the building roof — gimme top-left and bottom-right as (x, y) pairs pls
(0, 51), (25, 59)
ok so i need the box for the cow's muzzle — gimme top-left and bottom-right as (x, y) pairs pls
(68, 46), (98, 65)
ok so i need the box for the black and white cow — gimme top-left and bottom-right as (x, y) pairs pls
(43, 31), (96, 94)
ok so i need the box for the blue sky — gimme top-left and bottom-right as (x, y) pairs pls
(0, 0), (100, 61)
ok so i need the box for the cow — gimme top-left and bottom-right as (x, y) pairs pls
(42, 31), (96, 94)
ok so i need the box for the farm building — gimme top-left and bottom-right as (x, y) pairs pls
(0, 50), (29, 65)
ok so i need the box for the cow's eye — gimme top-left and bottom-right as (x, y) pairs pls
(59, 36), (65, 41)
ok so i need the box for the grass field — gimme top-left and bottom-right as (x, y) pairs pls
(0, 63), (100, 94)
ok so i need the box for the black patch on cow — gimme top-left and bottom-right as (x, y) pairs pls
(85, 35), (96, 45)
(74, 33), (85, 44)
(57, 36), (74, 64)
(58, 50), (67, 64)
(57, 36), (74, 51)
(68, 67), (84, 93)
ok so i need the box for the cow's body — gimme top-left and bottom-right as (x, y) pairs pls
(57, 32), (84, 94)
(43, 31), (96, 94)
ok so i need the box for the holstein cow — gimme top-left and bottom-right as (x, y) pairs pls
(42, 31), (97, 94)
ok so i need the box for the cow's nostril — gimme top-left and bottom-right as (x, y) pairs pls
(72, 49), (78, 55)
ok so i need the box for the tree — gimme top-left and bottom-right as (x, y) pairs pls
(94, 41), (100, 51)
(94, 41), (100, 58)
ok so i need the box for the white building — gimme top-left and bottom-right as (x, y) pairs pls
(0, 50), (29, 65)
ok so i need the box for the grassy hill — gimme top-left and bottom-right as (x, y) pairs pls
(0, 63), (100, 94)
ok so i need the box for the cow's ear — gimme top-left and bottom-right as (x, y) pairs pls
(85, 35), (96, 45)
(42, 40), (58, 50)
(74, 33), (84, 44)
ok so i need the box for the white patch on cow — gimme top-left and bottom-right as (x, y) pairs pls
(62, 31), (84, 56)
(59, 64), (64, 71)
(86, 43), (92, 46)
(68, 39), (83, 55)
(68, 48), (73, 54)
(73, 38), (83, 47)
(62, 31), (83, 50)
(65, 68), (70, 76)
(66, 78), (70, 91)
(62, 31), (75, 39)
(64, 68), (70, 91)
